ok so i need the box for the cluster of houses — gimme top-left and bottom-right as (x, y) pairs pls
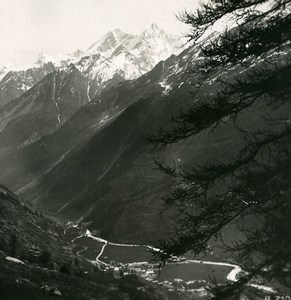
(95, 259), (208, 296)
(66, 224), (210, 297)
(95, 260), (156, 279)
(154, 278), (208, 296)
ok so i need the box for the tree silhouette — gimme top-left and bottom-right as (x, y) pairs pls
(149, 0), (291, 297)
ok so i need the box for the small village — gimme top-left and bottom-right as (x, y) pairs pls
(95, 259), (208, 297)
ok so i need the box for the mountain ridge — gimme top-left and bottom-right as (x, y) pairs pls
(0, 24), (184, 105)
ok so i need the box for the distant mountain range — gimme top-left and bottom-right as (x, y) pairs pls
(80, 23), (184, 97)
(0, 23), (250, 244)
(1, 23), (289, 246)
(0, 63), (55, 107)
(0, 24), (183, 106)
(0, 64), (90, 156)
(0, 5), (289, 297)
(0, 32), (213, 243)
(0, 24), (184, 157)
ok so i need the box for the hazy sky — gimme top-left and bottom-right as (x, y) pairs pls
(0, 0), (199, 67)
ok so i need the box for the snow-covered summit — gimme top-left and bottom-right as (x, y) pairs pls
(87, 28), (135, 57)
(87, 23), (183, 62)
(75, 23), (185, 97)
(1, 24), (185, 102)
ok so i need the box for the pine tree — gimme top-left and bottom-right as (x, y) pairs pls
(149, 0), (291, 297)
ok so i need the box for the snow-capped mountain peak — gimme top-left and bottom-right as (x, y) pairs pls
(0, 24), (185, 104)
(87, 28), (135, 56)
(143, 23), (164, 36)
(77, 24), (185, 98)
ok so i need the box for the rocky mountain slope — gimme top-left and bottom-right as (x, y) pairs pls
(0, 24), (183, 160)
(0, 40), (196, 242)
(0, 24), (182, 108)
(3, 29), (289, 247)
(2, 20), (281, 246)
(0, 36), (225, 243)
(0, 64), (90, 158)
(0, 62), (55, 107)
(0, 66), (9, 81)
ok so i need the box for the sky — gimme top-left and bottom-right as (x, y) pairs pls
(0, 0), (199, 67)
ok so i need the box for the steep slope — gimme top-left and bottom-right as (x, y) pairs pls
(0, 39), (207, 243)
(21, 98), (176, 243)
(0, 50), (84, 108)
(0, 62), (55, 106)
(0, 66), (9, 81)
(0, 64), (89, 158)
(0, 184), (74, 264)
(16, 33), (291, 246)
(0, 30), (246, 244)
(19, 87), (236, 244)
(0, 24), (183, 107)
(0, 44), (190, 195)
(77, 24), (184, 97)
(0, 24), (183, 161)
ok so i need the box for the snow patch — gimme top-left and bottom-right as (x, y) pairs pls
(86, 83), (91, 101)
(159, 80), (172, 95)
(52, 76), (61, 124)
(5, 256), (25, 264)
